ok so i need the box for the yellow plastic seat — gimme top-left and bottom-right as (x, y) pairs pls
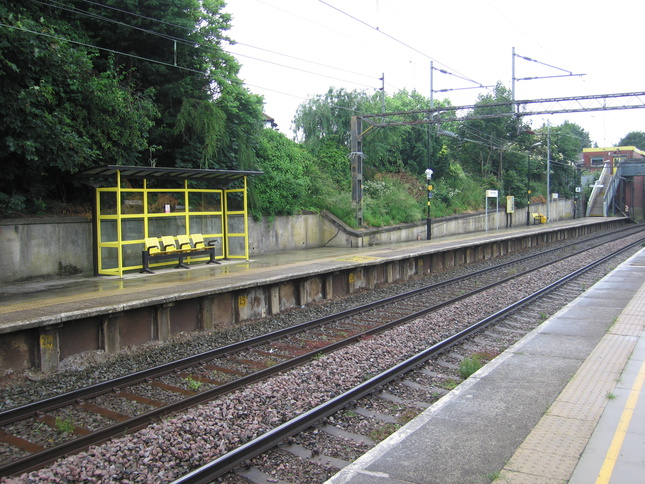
(177, 234), (192, 250)
(160, 236), (177, 252)
(191, 234), (206, 249)
(145, 237), (161, 255)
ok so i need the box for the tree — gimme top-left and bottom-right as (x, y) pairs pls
(64, 0), (264, 170)
(251, 128), (316, 216)
(529, 121), (590, 200)
(454, 83), (525, 181)
(0, 3), (158, 214)
(293, 87), (371, 149)
(619, 132), (645, 151)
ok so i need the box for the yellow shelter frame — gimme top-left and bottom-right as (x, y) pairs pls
(80, 165), (262, 277)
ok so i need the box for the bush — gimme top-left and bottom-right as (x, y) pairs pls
(363, 174), (424, 227)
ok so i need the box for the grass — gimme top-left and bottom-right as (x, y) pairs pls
(606, 391), (617, 400)
(459, 354), (483, 379)
(397, 408), (420, 425)
(55, 416), (75, 433)
(369, 422), (400, 442)
(183, 375), (203, 392)
(439, 379), (460, 390)
(484, 470), (502, 481)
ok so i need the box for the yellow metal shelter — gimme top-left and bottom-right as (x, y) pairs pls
(80, 165), (262, 277)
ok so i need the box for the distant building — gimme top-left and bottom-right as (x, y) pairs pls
(582, 146), (645, 171)
(263, 113), (278, 130)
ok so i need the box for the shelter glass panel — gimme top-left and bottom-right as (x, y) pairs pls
(227, 214), (245, 233)
(100, 220), (117, 243)
(100, 247), (118, 270)
(226, 236), (246, 257)
(99, 191), (117, 215)
(189, 192), (222, 212)
(225, 191), (245, 211)
(121, 192), (145, 215)
(122, 243), (144, 268)
(121, 218), (145, 241)
(148, 216), (186, 237)
(189, 215), (222, 235)
(147, 192), (186, 213)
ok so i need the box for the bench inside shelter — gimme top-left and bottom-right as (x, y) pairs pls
(141, 234), (220, 274)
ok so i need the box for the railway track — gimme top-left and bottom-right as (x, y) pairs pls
(1, 226), (644, 480)
(171, 233), (645, 484)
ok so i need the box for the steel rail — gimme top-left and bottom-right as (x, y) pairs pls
(1, 228), (642, 477)
(171, 235), (645, 484)
(2, 224), (640, 425)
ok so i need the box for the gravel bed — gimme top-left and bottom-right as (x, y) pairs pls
(291, 428), (371, 461)
(1, 236), (637, 483)
(0, 229), (631, 410)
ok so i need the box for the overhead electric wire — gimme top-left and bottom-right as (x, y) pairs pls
(34, 0), (196, 45)
(32, 0), (381, 99)
(318, 0), (483, 88)
(233, 52), (377, 89)
(0, 21), (221, 78)
(232, 42), (376, 81)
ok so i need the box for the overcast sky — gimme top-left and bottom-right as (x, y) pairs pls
(224, 0), (644, 148)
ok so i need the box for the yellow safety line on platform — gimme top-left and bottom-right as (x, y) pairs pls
(0, 258), (335, 315)
(333, 256), (382, 262)
(0, 275), (215, 314)
(595, 355), (645, 484)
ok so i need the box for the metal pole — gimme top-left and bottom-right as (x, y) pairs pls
(546, 121), (551, 223)
(427, 187), (431, 240)
(526, 152), (531, 226)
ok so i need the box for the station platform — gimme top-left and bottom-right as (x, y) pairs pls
(326, 244), (645, 483)
(0, 216), (642, 481)
(0, 217), (620, 322)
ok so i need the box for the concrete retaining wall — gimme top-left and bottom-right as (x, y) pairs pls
(0, 217), (94, 283)
(0, 200), (574, 284)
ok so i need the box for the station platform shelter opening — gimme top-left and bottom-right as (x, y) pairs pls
(79, 165), (263, 277)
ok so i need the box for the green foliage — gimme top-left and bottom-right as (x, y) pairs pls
(55, 416), (75, 434)
(326, 192), (359, 228)
(363, 173), (424, 227)
(619, 131), (645, 151)
(0, 1), (265, 216)
(293, 87), (370, 148)
(459, 354), (483, 379)
(425, 164), (483, 217)
(0, 4), (159, 214)
(251, 129), (315, 216)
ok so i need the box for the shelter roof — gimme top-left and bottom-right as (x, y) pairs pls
(79, 165), (263, 183)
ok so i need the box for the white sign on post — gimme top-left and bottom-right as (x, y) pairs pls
(485, 190), (499, 231)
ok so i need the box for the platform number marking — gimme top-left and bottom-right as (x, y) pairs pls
(238, 295), (248, 307)
(40, 334), (54, 349)
(348, 273), (355, 283)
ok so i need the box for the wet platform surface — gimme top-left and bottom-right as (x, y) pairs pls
(326, 242), (645, 483)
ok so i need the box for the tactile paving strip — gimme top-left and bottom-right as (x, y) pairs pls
(499, 283), (645, 483)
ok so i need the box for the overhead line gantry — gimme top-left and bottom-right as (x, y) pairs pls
(350, 91), (645, 226)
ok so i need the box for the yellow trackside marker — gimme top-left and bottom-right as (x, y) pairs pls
(40, 334), (54, 349)
(595, 357), (645, 484)
(238, 295), (247, 307)
(348, 273), (355, 283)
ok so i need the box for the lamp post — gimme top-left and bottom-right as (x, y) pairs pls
(526, 141), (542, 226)
(425, 168), (433, 240)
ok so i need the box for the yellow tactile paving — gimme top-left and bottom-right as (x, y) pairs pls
(499, 281), (645, 483)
